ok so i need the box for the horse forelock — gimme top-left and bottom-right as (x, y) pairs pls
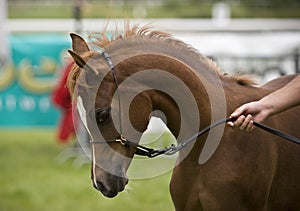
(67, 51), (96, 96)
(66, 63), (79, 96)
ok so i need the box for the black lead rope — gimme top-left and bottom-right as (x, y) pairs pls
(132, 117), (300, 157)
(252, 119), (300, 144)
(90, 117), (300, 158)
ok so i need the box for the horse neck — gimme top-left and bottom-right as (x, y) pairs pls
(123, 54), (221, 159)
(108, 39), (228, 162)
(154, 88), (223, 160)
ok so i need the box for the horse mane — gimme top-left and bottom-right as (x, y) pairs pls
(67, 22), (256, 94)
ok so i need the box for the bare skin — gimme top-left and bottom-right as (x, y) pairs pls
(228, 75), (300, 131)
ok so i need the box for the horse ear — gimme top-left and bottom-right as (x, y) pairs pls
(68, 50), (98, 75)
(68, 50), (86, 68)
(70, 33), (90, 54)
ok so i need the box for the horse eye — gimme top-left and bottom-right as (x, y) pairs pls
(95, 108), (111, 124)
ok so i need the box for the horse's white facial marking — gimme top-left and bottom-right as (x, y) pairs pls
(92, 145), (98, 189)
(76, 96), (88, 130)
(76, 96), (98, 187)
(76, 96), (93, 140)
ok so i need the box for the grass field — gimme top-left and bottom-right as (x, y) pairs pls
(0, 128), (174, 211)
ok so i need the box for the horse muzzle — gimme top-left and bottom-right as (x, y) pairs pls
(92, 173), (128, 198)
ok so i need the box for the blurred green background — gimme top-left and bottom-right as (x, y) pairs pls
(8, 0), (300, 19)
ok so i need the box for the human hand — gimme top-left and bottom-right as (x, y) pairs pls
(227, 101), (270, 131)
(228, 114), (254, 132)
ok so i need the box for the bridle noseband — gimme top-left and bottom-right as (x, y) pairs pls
(88, 51), (300, 158)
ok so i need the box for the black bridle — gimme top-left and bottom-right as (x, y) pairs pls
(89, 51), (300, 158)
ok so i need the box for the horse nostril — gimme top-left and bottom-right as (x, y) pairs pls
(94, 180), (119, 198)
(93, 180), (105, 192)
(117, 177), (128, 191)
(98, 181), (105, 191)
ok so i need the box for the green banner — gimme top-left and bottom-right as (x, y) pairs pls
(0, 33), (71, 127)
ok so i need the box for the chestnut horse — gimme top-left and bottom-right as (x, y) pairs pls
(67, 24), (300, 210)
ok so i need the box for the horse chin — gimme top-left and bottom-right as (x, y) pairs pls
(93, 175), (128, 198)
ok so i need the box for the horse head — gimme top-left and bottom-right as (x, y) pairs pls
(68, 33), (154, 197)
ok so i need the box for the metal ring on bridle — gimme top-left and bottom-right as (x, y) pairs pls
(116, 135), (127, 146)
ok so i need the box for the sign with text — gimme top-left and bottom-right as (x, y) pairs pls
(0, 34), (71, 126)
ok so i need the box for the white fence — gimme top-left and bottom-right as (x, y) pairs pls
(7, 18), (300, 83)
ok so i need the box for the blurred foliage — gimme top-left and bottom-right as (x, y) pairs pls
(7, 0), (300, 18)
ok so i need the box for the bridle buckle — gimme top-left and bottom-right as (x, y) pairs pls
(116, 135), (127, 145)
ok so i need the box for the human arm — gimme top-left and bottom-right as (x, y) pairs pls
(228, 75), (300, 131)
